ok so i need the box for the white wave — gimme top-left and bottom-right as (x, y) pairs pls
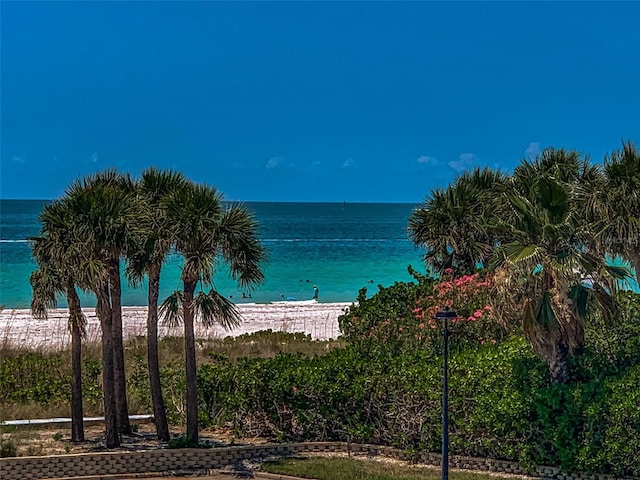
(260, 238), (407, 243)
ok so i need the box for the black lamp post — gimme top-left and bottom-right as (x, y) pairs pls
(435, 307), (457, 480)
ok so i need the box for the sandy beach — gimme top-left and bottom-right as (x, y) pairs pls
(0, 302), (352, 350)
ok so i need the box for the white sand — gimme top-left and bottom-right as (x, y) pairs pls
(0, 302), (352, 350)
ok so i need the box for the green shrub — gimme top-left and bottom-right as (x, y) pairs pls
(194, 290), (640, 476)
(0, 437), (18, 457)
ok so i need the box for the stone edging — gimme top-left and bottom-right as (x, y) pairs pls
(0, 442), (636, 480)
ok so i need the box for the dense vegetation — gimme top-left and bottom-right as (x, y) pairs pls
(3, 282), (639, 474)
(187, 281), (640, 476)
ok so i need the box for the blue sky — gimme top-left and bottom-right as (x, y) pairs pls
(2, 1), (639, 202)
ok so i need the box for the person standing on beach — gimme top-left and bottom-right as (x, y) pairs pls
(313, 285), (319, 300)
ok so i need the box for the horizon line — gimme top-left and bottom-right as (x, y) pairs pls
(0, 198), (421, 205)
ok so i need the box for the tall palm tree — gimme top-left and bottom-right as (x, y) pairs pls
(593, 141), (640, 284)
(30, 217), (88, 443)
(160, 183), (265, 443)
(491, 150), (629, 383)
(73, 170), (142, 435)
(126, 168), (188, 441)
(409, 167), (508, 274)
(62, 171), (143, 445)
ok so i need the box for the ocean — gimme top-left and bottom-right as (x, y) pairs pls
(0, 200), (424, 308)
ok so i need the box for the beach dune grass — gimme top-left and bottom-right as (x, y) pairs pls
(261, 456), (524, 480)
(0, 330), (342, 423)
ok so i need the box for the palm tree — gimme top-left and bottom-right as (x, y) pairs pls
(160, 183), (265, 443)
(62, 171), (143, 445)
(74, 170), (142, 435)
(491, 150), (629, 383)
(126, 168), (188, 441)
(593, 141), (640, 284)
(30, 216), (88, 443)
(409, 167), (508, 274)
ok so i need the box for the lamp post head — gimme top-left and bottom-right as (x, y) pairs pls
(435, 309), (457, 319)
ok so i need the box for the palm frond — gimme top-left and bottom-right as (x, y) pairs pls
(591, 282), (617, 324)
(501, 243), (541, 264)
(535, 292), (556, 329)
(193, 289), (242, 330)
(218, 205), (266, 289)
(569, 284), (590, 319)
(160, 290), (184, 328)
(602, 264), (632, 281)
(30, 269), (59, 319)
(68, 308), (87, 337)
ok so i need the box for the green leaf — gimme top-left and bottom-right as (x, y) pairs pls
(502, 243), (540, 263)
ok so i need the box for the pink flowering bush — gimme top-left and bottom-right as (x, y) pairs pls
(339, 268), (507, 355)
(415, 270), (505, 349)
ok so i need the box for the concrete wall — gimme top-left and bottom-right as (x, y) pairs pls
(1, 442), (636, 480)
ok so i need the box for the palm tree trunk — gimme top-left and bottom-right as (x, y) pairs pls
(147, 263), (170, 441)
(109, 262), (131, 434)
(66, 283), (84, 443)
(183, 279), (199, 445)
(549, 339), (570, 384)
(97, 280), (119, 448)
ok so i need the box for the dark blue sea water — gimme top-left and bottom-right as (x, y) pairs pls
(0, 200), (425, 308)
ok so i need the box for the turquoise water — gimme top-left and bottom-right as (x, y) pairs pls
(2, 200), (636, 309)
(0, 200), (424, 308)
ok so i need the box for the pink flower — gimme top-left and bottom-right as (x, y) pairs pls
(490, 339), (497, 344)
(444, 268), (453, 274)
(418, 323), (426, 329)
(473, 310), (483, 318)
(398, 327), (404, 332)
(484, 305), (491, 311)
(467, 316), (476, 322)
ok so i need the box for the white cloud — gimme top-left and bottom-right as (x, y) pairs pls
(266, 156), (284, 169)
(448, 153), (476, 172)
(525, 142), (540, 160)
(343, 158), (354, 168)
(90, 152), (99, 163)
(11, 155), (25, 164)
(417, 155), (438, 165)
